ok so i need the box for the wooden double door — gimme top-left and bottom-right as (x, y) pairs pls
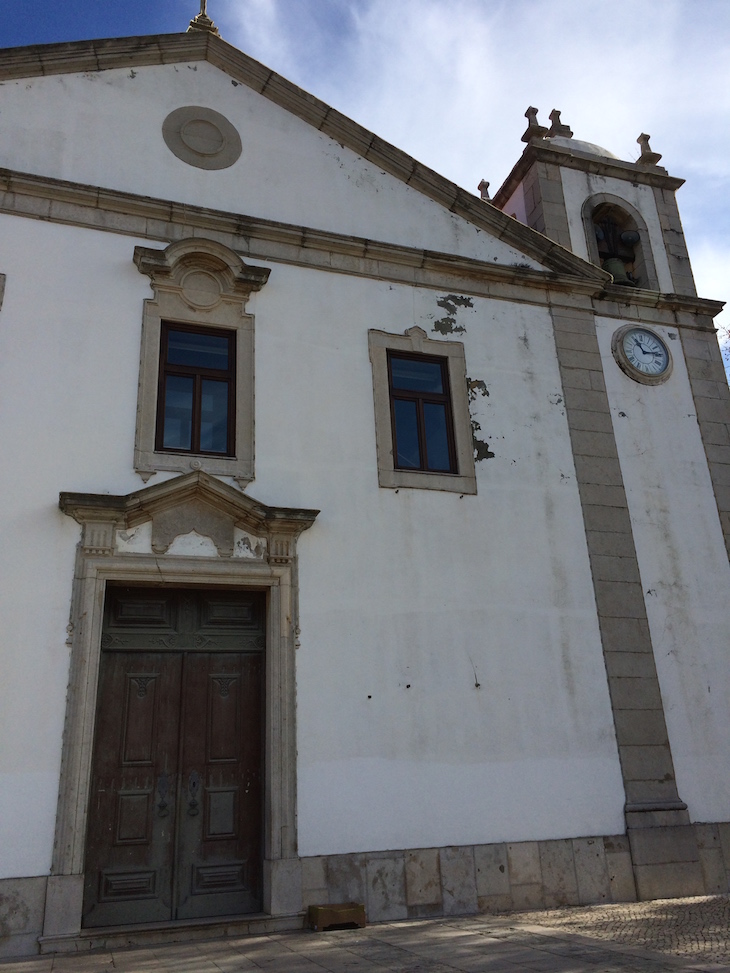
(83, 586), (265, 928)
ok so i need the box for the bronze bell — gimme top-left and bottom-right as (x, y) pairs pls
(602, 257), (635, 286)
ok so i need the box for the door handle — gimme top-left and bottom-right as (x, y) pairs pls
(157, 772), (170, 817)
(188, 770), (201, 816)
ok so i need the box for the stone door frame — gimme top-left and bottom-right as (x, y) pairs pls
(43, 473), (317, 939)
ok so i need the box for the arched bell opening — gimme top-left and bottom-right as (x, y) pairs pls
(582, 194), (659, 291)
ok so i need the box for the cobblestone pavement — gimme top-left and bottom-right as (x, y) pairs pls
(1, 896), (729, 973)
(512, 894), (730, 967)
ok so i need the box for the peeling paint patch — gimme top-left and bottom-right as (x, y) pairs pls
(466, 374), (493, 461)
(432, 294), (473, 335)
(467, 378), (489, 402)
(472, 426), (495, 461)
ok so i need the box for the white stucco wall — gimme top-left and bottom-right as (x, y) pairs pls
(0, 63), (542, 271)
(250, 270), (626, 855)
(0, 216), (152, 877)
(560, 168), (674, 292)
(0, 210), (626, 876)
(597, 318), (730, 822)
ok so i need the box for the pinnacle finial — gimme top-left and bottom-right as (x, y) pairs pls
(547, 109), (573, 138)
(478, 179), (490, 201)
(636, 133), (662, 167)
(521, 107), (549, 143)
(188, 0), (220, 35)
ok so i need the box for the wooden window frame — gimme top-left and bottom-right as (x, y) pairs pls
(155, 322), (237, 457)
(387, 350), (457, 473)
(369, 326), (477, 494)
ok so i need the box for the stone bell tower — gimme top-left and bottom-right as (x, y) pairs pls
(492, 107), (696, 297)
(492, 109), (730, 903)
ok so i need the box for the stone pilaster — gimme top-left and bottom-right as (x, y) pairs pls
(653, 187), (697, 296)
(523, 161), (572, 250)
(551, 304), (704, 899)
(679, 322), (730, 559)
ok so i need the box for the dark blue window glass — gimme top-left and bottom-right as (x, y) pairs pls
(423, 403), (450, 471)
(162, 376), (193, 450)
(393, 399), (421, 468)
(391, 357), (443, 393)
(167, 330), (229, 370)
(200, 380), (229, 453)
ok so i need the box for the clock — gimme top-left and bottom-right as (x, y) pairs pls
(611, 326), (672, 385)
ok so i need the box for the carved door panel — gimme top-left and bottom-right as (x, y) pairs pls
(83, 587), (264, 928)
(175, 652), (263, 919)
(83, 652), (182, 926)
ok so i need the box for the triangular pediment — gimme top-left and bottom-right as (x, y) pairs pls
(0, 33), (608, 282)
(60, 471), (318, 560)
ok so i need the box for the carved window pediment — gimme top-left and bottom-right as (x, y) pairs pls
(60, 471), (318, 560)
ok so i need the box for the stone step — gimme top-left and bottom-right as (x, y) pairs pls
(38, 912), (305, 954)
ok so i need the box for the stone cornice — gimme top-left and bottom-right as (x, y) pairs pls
(1, 32), (602, 279)
(0, 167), (722, 322)
(0, 166), (610, 299)
(591, 285), (724, 331)
(493, 140), (685, 210)
(600, 285), (724, 317)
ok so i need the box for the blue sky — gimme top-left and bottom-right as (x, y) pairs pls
(5, 1), (730, 343)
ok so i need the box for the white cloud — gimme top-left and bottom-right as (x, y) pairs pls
(219, 0), (729, 360)
(692, 239), (730, 348)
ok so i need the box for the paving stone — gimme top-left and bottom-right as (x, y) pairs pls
(538, 839), (579, 908)
(477, 892), (513, 914)
(301, 855), (327, 893)
(507, 842), (541, 886)
(718, 822), (730, 870)
(572, 836), (610, 904)
(511, 882), (544, 910)
(405, 847), (442, 907)
(324, 853), (367, 904)
(365, 855), (407, 922)
(440, 845), (478, 916)
(474, 843), (510, 897)
(698, 846), (728, 894)
(605, 846), (637, 903)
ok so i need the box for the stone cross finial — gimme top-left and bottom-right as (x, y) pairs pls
(188, 0), (220, 35)
(478, 179), (490, 201)
(636, 133), (662, 167)
(521, 106), (549, 143)
(548, 109), (573, 138)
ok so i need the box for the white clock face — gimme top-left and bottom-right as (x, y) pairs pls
(621, 328), (670, 376)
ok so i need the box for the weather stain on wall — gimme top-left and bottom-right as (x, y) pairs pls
(432, 294), (473, 335)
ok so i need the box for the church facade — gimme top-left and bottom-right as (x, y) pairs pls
(1, 15), (729, 959)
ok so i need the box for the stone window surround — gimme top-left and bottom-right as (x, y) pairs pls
(581, 193), (660, 292)
(133, 238), (270, 484)
(44, 471), (318, 940)
(369, 326), (477, 494)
